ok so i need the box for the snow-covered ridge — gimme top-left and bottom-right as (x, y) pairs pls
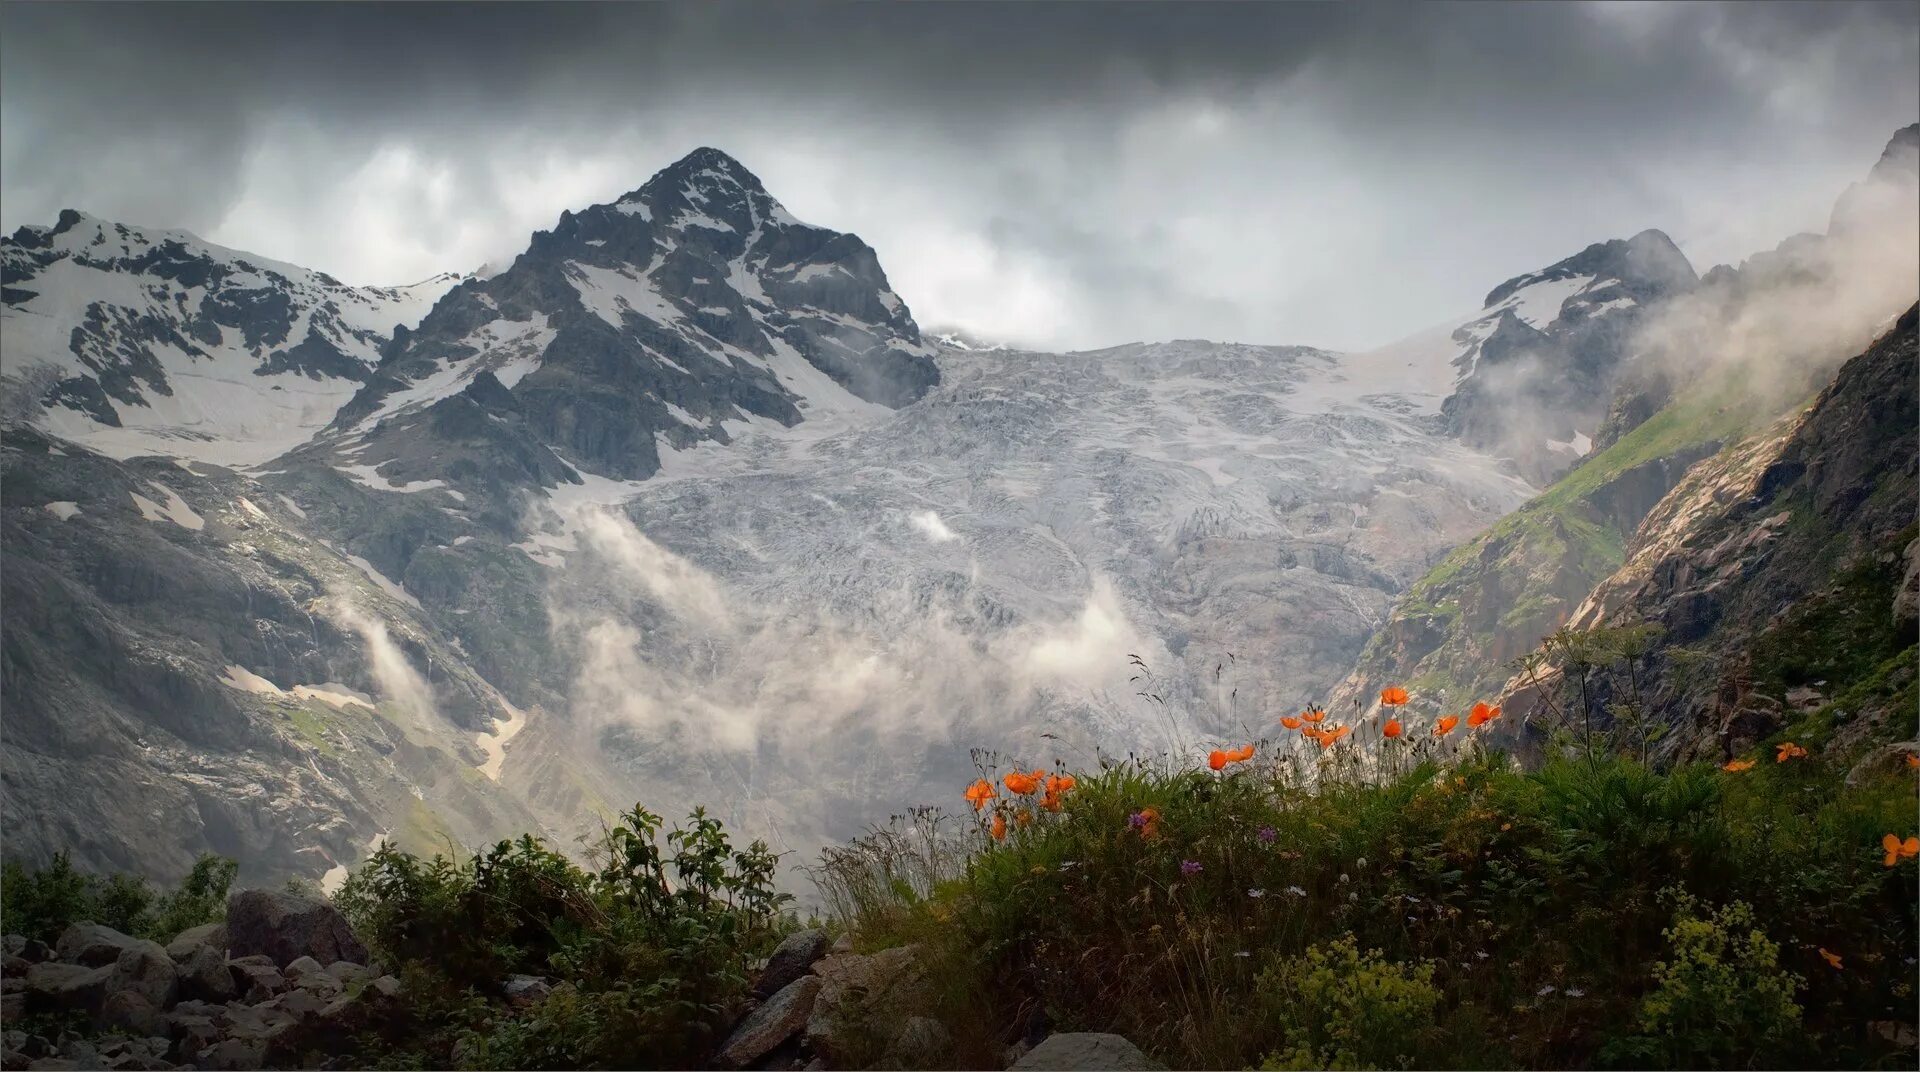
(2, 210), (461, 464)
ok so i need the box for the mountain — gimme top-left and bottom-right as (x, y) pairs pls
(1, 211), (460, 464)
(1329, 124), (1920, 731)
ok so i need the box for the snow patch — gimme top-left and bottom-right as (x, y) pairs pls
(42, 501), (80, 521)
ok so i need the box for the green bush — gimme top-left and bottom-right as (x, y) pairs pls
(1256, 935), (1443, 1070)
(0, 851), (235, 944)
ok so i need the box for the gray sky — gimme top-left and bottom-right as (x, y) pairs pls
(2, 2), (1915, 351)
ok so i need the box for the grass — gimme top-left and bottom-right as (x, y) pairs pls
(816, 739), (1920, 1070)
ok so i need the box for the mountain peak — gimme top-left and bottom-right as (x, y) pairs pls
(616, 146), (770, 210)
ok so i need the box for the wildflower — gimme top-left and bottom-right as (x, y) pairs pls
(1907, 753), (1919, 769)
(1383, 718), (1403, 739)
(1014, 808), (1034, 829)
(1316, 725), (1351, 749)
(964, 779), (997, 811)
(1474, 951), (1490, 960)
(1500, 822), (1512, 832)
(1280, 715), (1303, 730)
(1257, 826), (1277, 843)
(1355, 856), (1368, 869)
(1819, 948), (1844, 970)
(1233, 950), (1251, 958)
(990, 813), (1007, 841)
(1208, 750), (1228, 771)
(1722, 758), (1756, 772)
(1247, 888), (1266, 898)
(1045, 772), (1077, 796)
(1881, 833), (1920, 867)
(1566, 987), (1586, 998)
(1302, 707), (1327, 723)
(1004, 770), (1041, 794)
(1380, 686), (1410, 706)
(1467, 701), (1502, 728)
(1284, 886), (1306, 897)
(1537, 985), (1557, 997)
(1435, 715), (1460, 736)
(1181, 860), (1203, 876)
(1336, 873), (1350, 885)
(1775, 741), (1808, 763)
(1131, 806), (1162, 839)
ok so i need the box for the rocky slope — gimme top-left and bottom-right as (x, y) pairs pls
(1494, 305), (1918, 762)
(1329, 124), (1920, 729)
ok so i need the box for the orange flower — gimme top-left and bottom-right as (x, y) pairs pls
(1280, 715), (1303, 730)
(1380, 686), (1409, 707)
(1721, 758), (1756, 772)
(1467, 702), (1502, 728)
(1004, 770), (1041, 795)
(1211, 744), (1255, 770)
(1302, 707), (1327, 723)
(964, 779), (997, 811)
(1045, 773), (1076, 796)
(1882, 833), (1919, 867)
(1134, 806), (1162, 839)
(1014, 808), (1034, 829)
(1819, 947), (1844, 970)
(1434, 715), (1460, 736)
(1775, 741), (1808, 763)
(1907, 753), (1919, 769)
(1040, 792), (1063, 812)
(1383, 719), (1403, 739)
(1208, 750), (1228, 771)
(1315, 725), (1351, 749)
(1229, 743), (1254, 763)
(990, 812), (1007, 841)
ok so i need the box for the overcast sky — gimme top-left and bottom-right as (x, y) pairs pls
(2, 2), (1915, 351)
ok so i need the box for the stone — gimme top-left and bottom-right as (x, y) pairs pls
(1010, 1033), (1164, 1071)
(3, 953), (31, 977)
(324, 961), (370, 986)
(24, 962), (111, 1013)
(165, 1011), (223, 1057)
(224, 888), (367, 968)
(284, 955), (326, 980)
(754, 929), (831, 999)
(227, 956), (288, 1003)
(177, 943), (237, 1002)
(892, 1015), (953, 1067)
(804, 945), (931, 1061)
(105, 940), (178, 1008)
(164, 923), (226, 962)
(267, 985), (329, 1019)
(197, 1037), (267, 1071)
(830, 933), (853, 955)
(2, 935), (24, 957)
(97, 990), (163, 1037)
(503, 974), (553, 1008)
(2, 989), (24, 1021)
(54, 924), (144, 968)
(25, 1059), (81, 1070)
(715, 976), (821, 1070)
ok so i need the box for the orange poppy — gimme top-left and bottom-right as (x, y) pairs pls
(1004, 770), (1041, 795)
(1280, 715), (1303, 730)
(1380, 686), (1409, 707)
(1775, 741), (1808, 763)
(1882, 833), (1919, 867)
(1434, 716), (1460, 736)
(964, 779), (997, 811)
(1045, 773), (1076, 796)
(1721, 758), (1756, 772)
(990, 813), (1007, 841)
(1040, 792), (1063, 812)
(1819, 948), (1844, 970)
(1135, 806), (1162, 839)
(1302, 707), (1327, 723)
(1383, 719), (1403, 739)
(1467, 702), (1502, 727)
(1208, 750), (1228, 771)
(1907, 753), (1919, 769)
(1014, 808), (1034, 829)
(1315, 725), (1351, 749)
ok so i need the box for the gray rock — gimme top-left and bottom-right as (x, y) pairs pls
(3, 953), (30, 977)
(105, 940), (178, 1009)
(892, 1015), (953, 1067)
(804, 945), (930, 1061)
(830, 933), (854, 955)
(226, 956), (288, 1004)
(715, 975), (821, 1070)
(324, 960), (370, 986)
(1010, 1033), (1164, 1071)
(197, 1037), (267, 1071)
(224, 888), (367, 968)
(3, 935), (23, 957)
(283, 955), (326, 980)
(164, 923), (226, 963)
(54, 923), (143, 968)
(2, 989), (24, 1021)
(24, 962), (111, 1013)
(97, 990), (164, 1036)
(165, 1011), (222, 1057)
(26, 1058), (82, 1070)
(755, 929), (831, 999)
(177, 943), (237, 1003)
(503, 974), (552, 1008)
(15, 938), (52, 964)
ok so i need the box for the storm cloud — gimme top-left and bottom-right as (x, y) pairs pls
(2, 1), (1915, 349)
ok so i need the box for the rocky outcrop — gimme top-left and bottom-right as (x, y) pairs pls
(1011, 1032), (1166, 1071)
(754, 927), (830, 999)
(224, 889), (367, 968)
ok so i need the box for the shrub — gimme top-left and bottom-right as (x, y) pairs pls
(1255, 934), (1443, 1070)
(0, 851), (234, 943)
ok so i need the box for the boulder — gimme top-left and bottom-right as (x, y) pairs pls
(3, 935), (24, 957)
(24, 962), (111, 1013)
(3, 953), (31, 977)
(224, 888), (367, 967)
(2, 989), (24, 1021)
(196, 1037), (267, 1071)
(105, 941), (178, 1009)
(226, 955), (288, 1003)
(177, 943), (237, 1002)
(97, 990), (163, 1037)
(804, 945), (931, 1061)
(54, 924), (144, 968)
(1010, 1033), (1164, 1071)
(324, 960), (371, 986)
(755, 929), (831, 999)
(164, 923), (226, 963)
(716, 975), (821, 1069)
(503, 974), (553, 1009)
(892, 1015), (953, 1067)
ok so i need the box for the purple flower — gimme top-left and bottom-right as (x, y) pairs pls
(1180, 860), (1203, 875)
(1128, 811), (1149, 829)
(1256, 826), (1277, 843)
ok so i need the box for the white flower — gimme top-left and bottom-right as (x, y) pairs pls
(1285, 885), (1307, 897)
(1537, 985), (1557, 997)
(1566, 987), (1586, 998)
(1336, 873), (1350, 884)
(1247, 888), (1266, 898)
(1233, 950), (1251, 958)
(1355, 857), (1368, 869)
(1474, 951), (1490, 960)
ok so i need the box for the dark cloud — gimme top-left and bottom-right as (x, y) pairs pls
(3, 1), (1914, 348)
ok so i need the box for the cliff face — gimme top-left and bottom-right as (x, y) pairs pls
(1496, 306), (1918, 761)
